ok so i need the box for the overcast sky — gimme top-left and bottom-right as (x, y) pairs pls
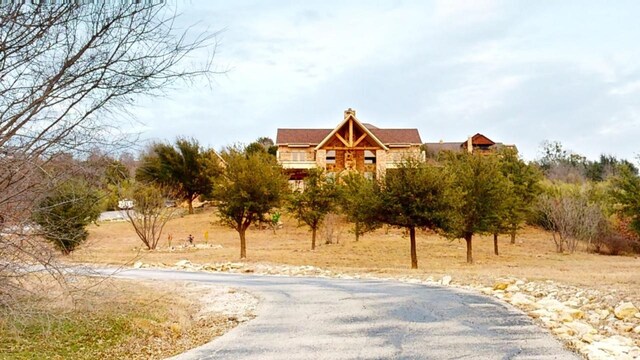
(132, 0), (640, 162)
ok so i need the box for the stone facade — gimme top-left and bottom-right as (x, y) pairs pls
(275, 109), (423, 181)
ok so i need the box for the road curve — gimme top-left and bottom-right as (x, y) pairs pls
(100, 268), (579, 360)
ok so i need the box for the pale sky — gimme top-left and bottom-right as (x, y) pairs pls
(132, 0), (640, 162)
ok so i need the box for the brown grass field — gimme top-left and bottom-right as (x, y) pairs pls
(73, 207), (640, 303)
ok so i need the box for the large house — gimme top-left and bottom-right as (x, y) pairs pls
(275, 108), (423, 183)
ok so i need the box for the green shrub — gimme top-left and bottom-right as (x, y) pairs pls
(32, 180), (102, 254)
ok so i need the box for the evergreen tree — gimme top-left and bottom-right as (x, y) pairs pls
(289, 169), (341, 250)
(339, 172), (382, 241)
(445, 153), (509, 264)
(215, 147), (288, 258)
(498, 148), (543, 245)
(136, 138), (222, 214)
(378, 159), (459, 269)
(32, 180), (102, 254)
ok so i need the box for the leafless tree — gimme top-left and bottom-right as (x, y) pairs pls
(124, 183), (177, 251)
(1, 2), (220, 306)
(536, 192), (607, 253)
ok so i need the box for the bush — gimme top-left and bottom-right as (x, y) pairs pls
(32, 180), (102, 254)
(598, 232), (630, 256)
(534, 183), (609, 253)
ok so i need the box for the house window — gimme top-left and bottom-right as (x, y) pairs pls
(364, 150), (376, 164)
(291, 151), (307, 161)
(326, 150), (336, 164)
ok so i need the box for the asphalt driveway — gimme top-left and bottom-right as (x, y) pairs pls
(99, 268), (580, 360)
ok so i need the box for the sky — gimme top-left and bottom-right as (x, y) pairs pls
(132, 0), (640, 162)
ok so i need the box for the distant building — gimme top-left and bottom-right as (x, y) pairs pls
(423, 133), (517, 157)
(275, 108), (423, 184)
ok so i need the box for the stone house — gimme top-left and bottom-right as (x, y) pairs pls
(275, 108), (423, 184)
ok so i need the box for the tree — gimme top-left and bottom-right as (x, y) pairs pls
(124, 183), (176, 250)
(445, 153), (509, 264)
(498, 148), (542, 245)
(535, 185), (608, 253)
(379, 159), (459, 269)
(339, 172), (382, 241)
(0, 1), (218, 306)
(248, 137), (277, 157)
(32, 180), (102, 255)
(585, 154), (639, 182)
(289, 169), (340, 250)
(136, 138), (223, 214)
(536, 141), (587, 183)
(214, 148), (288, 259)
(610, 166), (640, 236)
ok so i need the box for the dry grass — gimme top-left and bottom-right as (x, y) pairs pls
(0, 276), (240, 360)
(74, 207), (640, 302)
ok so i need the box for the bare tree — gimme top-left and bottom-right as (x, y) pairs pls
(0, 2), (219, 306)
(536, 190), (607, 253)
(124, 183), (177, 250)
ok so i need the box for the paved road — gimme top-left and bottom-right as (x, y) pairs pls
(100, 268), (580, 360)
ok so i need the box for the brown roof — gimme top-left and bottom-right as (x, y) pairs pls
(276, 129), (331, 145)
(276, 126), (421, 146)
(369, 129), (422, 144)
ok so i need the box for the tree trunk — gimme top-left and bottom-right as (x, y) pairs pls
(510, 224), (516, 244)
(311, 227), (316, 250)
(239, 228), (247, 259)
(464, 233), (473, 264)
(409, 226), (418, 269)
(187, 197), (194, 214)
(355, 222), (360, 242)
(493, 233), (499, 256)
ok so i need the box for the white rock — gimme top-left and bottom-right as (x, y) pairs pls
(506, 284), (520, 292)
(510, 293), (535, 307)
(175, 259), (191, 267)
(565, 321), (597, 337)
(614, 302), (638, 320)
(587, 336), (634, 356)
(440, 275), (452, 286)
(133, 261), (143, 269)
(537, 297), (565, 311)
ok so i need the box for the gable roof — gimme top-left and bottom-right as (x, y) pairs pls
(315, 112), (388, 150)
(462, 133), (495, 147)
(276, 111), (422, 146)
(276, 127), (422, 146)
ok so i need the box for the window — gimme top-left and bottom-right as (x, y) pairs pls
(364, 150), (376, 164)
(291, 151), (307, 161)
(326, 150), (336, 164)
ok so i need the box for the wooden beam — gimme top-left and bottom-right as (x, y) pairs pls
(353, 133), (367, 147)
(349, 119), (354, 146)
(335, 133), (349, 147)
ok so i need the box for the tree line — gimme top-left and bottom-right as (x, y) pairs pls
(31, 137), (640, 271)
